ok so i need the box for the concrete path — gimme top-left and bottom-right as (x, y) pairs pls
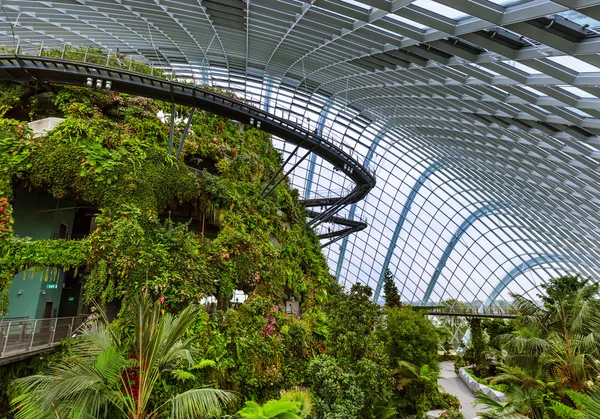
(438, 361), (483, 419)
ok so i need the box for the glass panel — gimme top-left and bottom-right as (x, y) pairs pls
(487, 0), (529, 5)
(558, 85), (596, 98)
(504, 60), (541, 74)
(558, 10), (600, 28)
(565, 107), (593, 118)
(520, 85), (544, 96)
(412, 0), (469, 20)
(469, 63), (500, 76)
(548, 56), (600, 73)
(338, 0), (371, 9)
(388, 14), (430, 30)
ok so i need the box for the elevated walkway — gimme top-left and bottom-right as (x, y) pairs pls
(425, 306), (518, 319)
(0, 315), (86, 365)
(0, 54), (375, 244)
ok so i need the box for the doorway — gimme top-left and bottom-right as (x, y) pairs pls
(43, 301), (53, 318)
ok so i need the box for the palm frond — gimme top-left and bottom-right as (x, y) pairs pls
(280, 389), (312, 418)
(262, 400), (302, 418)
(169, 388), (236, 419)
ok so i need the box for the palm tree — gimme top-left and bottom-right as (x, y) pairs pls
(496, 286), (600, 392)
(473, 390), (527, 419)
(394, 361), (440, 419)
(11, 294), (235, 418)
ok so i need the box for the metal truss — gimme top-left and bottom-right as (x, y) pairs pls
(2, 0), (600, 307)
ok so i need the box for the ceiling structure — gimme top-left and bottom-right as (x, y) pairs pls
(2, 0), (600, 307)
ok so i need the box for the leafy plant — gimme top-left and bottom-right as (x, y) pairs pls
(11, 294), (235, 418)
(394, 362), (440, 419)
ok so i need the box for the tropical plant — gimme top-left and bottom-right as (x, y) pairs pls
(371, 399), (397, 419)
(394, 361), (440, 419)
(565, 389), (600, 419)
(280, 389), (312, 418)
(380, 306), (440, 368)
(496, 284), (600, 392)
(11, 294), (235, 418)
(473, 390), (525, 419)
(236, 398), (303, 419)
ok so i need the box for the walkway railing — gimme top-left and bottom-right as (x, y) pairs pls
(425, 306), (518, 319)
(0, 316), (86, 359)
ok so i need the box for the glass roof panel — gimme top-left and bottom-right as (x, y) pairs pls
(504, 60), (542, 74)
(520, 85), (544, 96)
(411, 0), (470, 20)
(548, 56), (600, 73)
(486, 0), (529, 5)
(558, 85), (596, 98)
(558, 10), (600, 28)
(469, 63), (500, 76)
(566, 107), (593, 118)
(388, 14), (430, 30)
(338, 0), (371, 10)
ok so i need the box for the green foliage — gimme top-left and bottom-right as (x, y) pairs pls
(453, 354), (466, 374)
(236, 390), (312, 419)
(474, 276), (600, 419)
(473, 390), (523, 419)
(382, 268), (401, 308)
(280, 389), (312, 418)
(468, 317), (488, 373)
(0, 76), (333, 313)
(483, 319), (515, 351)
(11, 294), (235, 418)
(380, 305), (440, 368)
(394, 362), (440, 419)
(327, 284), (383, 364)
(497, 284), (600, 392)
(306, 355), (364, 418)
(538, 274), (598, 309)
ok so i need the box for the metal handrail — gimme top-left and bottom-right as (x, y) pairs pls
(0, 315), (86, 359)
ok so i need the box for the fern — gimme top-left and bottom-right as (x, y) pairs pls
(191, 359), (217, 370)
(547, 400), (584, 419)
(171, 370), (196, 382)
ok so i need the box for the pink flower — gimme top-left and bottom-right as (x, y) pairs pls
(160, 296), (165, 304)
(17, 125), (22, 131)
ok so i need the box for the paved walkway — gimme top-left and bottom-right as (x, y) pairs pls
(438, 361), (483, 419)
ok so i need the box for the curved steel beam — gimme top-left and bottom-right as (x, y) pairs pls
(481, 255), (570, 310)
(374, 161), (442, 302)
(422, 203), (502, 304)
(304, 100), (332, 200)
(335, 125), (389, 280)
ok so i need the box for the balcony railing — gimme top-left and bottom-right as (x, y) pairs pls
(50, 233), (88, 240)
(0, 316), (86, 359)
